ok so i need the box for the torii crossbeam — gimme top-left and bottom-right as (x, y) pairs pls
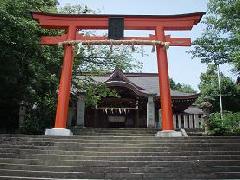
(32, 12), (205, 136)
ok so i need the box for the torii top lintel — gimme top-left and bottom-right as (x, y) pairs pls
(32, 12), (205, 31)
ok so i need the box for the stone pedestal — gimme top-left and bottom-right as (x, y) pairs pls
(77, 93), (85, 127)
(155, 130), (182, 137)
(45, 128), (73, 136)
(147, 96), (155, 128)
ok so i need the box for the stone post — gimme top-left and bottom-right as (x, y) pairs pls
(158, 109), (162, 129)
(194, 114), (199, 128)
(19, 101), (26, 129)
(200, 102), (213, 134)
(77, 92), (85, 127)
(147, 96), (155, 128)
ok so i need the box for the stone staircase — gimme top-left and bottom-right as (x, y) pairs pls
(0, 128), (239, 179)
(185, 128), (205, 136)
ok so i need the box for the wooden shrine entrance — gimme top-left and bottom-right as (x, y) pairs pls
(32, 12), (205, 136)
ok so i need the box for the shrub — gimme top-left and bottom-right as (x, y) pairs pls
(209, 112), (240, 135)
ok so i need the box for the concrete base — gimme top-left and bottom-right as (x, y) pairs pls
(155, 130), (183, 137)
(45, 128), (73, 136)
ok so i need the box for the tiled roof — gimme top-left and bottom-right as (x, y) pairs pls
(184, 106), (203, 115)
(87, 70), (197, 98)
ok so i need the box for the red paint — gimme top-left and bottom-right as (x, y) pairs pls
(155, 27), (174, 130)
(54, 26), (76, 128)
(32, 12), (204, 30)
(32, 12), (204, 131)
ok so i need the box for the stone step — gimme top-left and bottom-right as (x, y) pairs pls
(2, 138), (240, 145)
(73, 131), (158, 135)
(71, 133), (155, 136)
(12, 154), (240, 161)
(0, 163), (218, 173)
(1, 134), (240, 139)
(1, 141), (239, 147)
(0, 172), (223, 180)
(0, 134), (239, 179)
(1, 149), (240, 157)
(0, 163), (238, 179)
(213, 165), (240, 172)
(1, 145), (239, 153)
(0, 169), (105, 179)
(1, 157), (239, 167)
(2, 152), (240, 161)
(53, 141), (240, 146)
(214, 172), (240, 179)
(0, 164), (239, 178)
(71, 128), (158, 131)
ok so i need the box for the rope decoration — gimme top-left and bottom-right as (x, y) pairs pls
(58, 39), (170, 48)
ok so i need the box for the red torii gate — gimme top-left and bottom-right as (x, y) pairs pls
(32, 12), (205, 136)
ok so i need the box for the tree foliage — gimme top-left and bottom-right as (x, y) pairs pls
(0, 0), (59, 132)
(197, 64), (240, 112)
(209, 112), (240, 135)
(190, 0), (240, 73)
(169, 78), (196, 93)
(0, 2), (141, 133)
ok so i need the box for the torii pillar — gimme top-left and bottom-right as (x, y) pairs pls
(155, 27), (180, 137)
(32, 12), (205, 136)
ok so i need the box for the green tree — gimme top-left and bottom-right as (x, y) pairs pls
(169, 78), (196, 93)
(190, 0), (240, 73)
(0, 2), (141, 133)
(0, 0), (59, 132)
(197, 64), (240, 112)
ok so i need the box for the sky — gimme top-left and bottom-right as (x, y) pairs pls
(58, 0), (235, 91)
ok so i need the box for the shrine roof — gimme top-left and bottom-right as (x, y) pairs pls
(81, 70), (198, 99)
(184, 105), (203, 115)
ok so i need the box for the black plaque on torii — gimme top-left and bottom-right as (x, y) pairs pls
(108, 17), (124, 40)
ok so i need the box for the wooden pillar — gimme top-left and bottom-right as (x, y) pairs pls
(184, 115), (188, 129)
(54, 26), (76, 128)
(155, 26), (174, 131)
(135, 99), (139, 128)
(178, 114), (182, 128)
(189, 114), (194, 128)
(173, 114), (176, 129)
(147, 96), (156, 128)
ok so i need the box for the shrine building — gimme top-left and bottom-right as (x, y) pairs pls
(67, 69), (204, 130)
